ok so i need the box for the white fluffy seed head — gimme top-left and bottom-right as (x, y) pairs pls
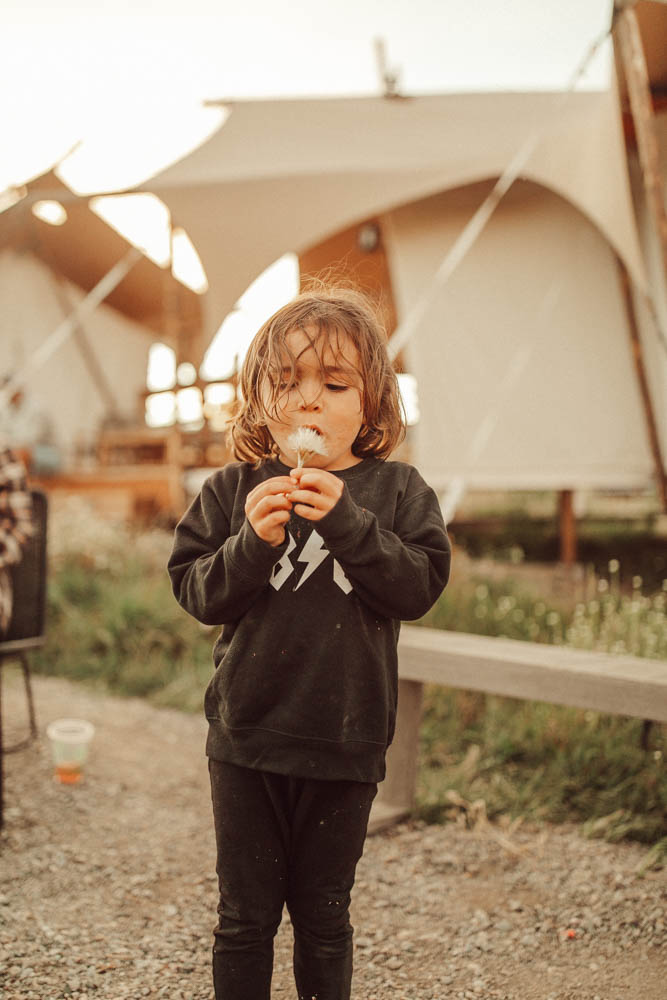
(288, 427), (328, 466)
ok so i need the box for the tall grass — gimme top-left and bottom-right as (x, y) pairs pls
(417, 564), (666, 846)
(31, 500), (215, 712)
(29, 501), (667, 847)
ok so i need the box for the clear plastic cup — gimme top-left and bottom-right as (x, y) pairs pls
(46, 718), (95, 784)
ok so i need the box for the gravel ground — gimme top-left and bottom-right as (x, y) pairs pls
(1, 672), (665, 1000)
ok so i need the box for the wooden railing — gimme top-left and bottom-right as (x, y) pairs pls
(369, 625), (667, 832)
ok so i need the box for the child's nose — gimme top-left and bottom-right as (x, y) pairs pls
(298, 393), (322, 411)
(297, 381), (323, 410)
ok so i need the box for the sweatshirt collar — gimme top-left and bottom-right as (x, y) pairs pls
(269, 456), (379, 481)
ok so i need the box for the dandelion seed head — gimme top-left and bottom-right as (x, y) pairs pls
(288, 427), (328, 467)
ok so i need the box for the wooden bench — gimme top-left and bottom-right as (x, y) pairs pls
(369, 624), (667, 832)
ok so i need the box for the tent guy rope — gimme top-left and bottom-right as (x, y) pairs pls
(0, 247), (142, 411)
(387, 21), (613, 363)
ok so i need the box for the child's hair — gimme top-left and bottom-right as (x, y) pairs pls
(230, 285), (406, 464)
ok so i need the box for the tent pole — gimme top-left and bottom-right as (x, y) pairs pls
(617, 256), (667, 510)
(613, 3), (667, 291)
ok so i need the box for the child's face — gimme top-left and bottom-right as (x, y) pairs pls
(263, 326), (364, 471)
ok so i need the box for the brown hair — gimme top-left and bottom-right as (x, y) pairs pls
(230, 285), (406, 463)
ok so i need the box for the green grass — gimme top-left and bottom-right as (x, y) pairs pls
(30, 507), (667, 850)
(417, 687), (666, 845)
(33, 535), (216, 713)
(415, 568), (666, 846)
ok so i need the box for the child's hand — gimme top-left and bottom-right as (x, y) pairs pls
(245, 476), (297, 546)
(288, 467), (344, 521)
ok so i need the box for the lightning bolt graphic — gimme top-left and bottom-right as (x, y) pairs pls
(270, 533), (297, 590)
(294, 530), (329, 590)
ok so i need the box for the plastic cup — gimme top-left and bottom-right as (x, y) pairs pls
(46, 718), (95, 785)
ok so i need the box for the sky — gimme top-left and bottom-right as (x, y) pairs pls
(2, 0), (614, 193)
(1, 0), (615, 390)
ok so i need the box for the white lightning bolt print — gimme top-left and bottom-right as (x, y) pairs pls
(333, 558), (352, 594)
(270, 534), (297, 591)
(294, 530), (329, 590)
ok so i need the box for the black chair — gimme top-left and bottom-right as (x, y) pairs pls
(0, 489), (48, 828)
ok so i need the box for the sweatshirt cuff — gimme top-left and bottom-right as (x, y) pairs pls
(225, 518), (288, 582)
(316, 483), (368, 551)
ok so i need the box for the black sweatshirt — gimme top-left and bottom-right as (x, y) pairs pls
(168, 456), (450, 783)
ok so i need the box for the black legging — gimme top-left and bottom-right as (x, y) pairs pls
(208, 758), (377, 1000)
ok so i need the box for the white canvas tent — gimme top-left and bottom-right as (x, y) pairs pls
(137, 83), (665, 498)
(0, 170), (204, 465)
(0, 248), (152, 460)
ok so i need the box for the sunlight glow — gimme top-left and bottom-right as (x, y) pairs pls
(172, 227), (208, 293)
(397, 372), (420, 426)
(57, 102), (229, 194)
(201, 254), (299, 380)
(89, 196), (208, 292)
(32, 200), (67, 226)
(204, 383), (237, 431)
(177, 362), (198, 386)
(177, 386), (204, 425)
(91, 194), (171, 267)
(147, 343), (176, 392)
(145, 391), (176, 428)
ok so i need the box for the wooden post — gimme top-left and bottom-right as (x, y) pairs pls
(558, 489), (577, 565)
(370, 678), (424, 832)
(613, 3), (667, 289)
(617, 256), (667, 510)
(613, 6), (667, 511)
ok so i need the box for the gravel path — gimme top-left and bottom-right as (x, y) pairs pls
(1, 672), (665, 1000)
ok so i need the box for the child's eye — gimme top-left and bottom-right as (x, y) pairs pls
(325, 383), (347, 392)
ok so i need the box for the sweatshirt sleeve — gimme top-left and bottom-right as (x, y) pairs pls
(315, 478), (450, 621)
(168, 475), (288, 626)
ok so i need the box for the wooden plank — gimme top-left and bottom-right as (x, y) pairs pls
(376, 679), (423, 812)
(398, 626), (667, 723)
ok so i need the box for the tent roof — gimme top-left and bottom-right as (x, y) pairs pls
(140, 88), (646, 351)
(0, 171), (201, 338)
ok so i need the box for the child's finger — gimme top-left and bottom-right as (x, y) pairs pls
(291, 503), (319, 520)
(245, 480), (296, 514)
(247, 475), (298, 500)
(254, 493), (293, 517)
(287, 489), (327, 509)
(294, 469), (342, 499)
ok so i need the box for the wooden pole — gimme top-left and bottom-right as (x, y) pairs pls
(613, 3), (667, 288)
(617, 256), (667, 509)
(558, 489), (577, 566)
(612, 5), (667, 510)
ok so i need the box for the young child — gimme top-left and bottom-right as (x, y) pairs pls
(168, 287), (450, 1000)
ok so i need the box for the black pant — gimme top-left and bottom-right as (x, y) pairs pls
(208, 758), (377, 1000)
